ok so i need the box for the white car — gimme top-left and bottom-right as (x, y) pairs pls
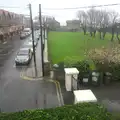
(15, 48), (32, 65)
(22, 42), (36, 53)
(28, 40), (37, 46)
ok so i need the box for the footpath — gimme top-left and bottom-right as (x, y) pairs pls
(19, 30), (63, 112)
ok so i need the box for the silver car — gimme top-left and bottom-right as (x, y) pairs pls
(23, 43), (33, 52)
(15, 48), (32, 65)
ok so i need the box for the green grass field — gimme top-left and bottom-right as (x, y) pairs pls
(48, 31), (115, 64)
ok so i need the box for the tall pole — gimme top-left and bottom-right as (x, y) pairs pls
(39, 4), (44, 77)
(44, 23), (46, 43)
(29, 4), (37, 77)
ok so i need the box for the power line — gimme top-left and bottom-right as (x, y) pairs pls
(43, 3), (120, 10)
(0, 5), (28, 9)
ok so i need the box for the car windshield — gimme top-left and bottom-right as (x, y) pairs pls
(17, 50), (28, 56)
(23, 44), (32, 48)
(23, 28), (31, 32)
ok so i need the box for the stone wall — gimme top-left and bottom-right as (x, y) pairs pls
(44, 61), (50, 76)
(52, 69), (65, 81)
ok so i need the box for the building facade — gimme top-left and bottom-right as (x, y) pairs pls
(66, 20), (80, 29)
(46, 17), (60, 30)
(0, 9), (27, 42)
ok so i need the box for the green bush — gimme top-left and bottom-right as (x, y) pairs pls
(88, 47), (120, 81)
(64, 56), (94, 73)
(0, 103), (111, 120)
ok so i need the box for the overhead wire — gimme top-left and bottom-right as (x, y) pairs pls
(43, 3), (120, 10)
(0, 5), (29, 16)
(0, 5), (28, 9)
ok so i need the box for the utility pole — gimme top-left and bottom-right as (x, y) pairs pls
(43, 17), (46, 41)
(39, 4), (44, 77)
(29, 4), (37, 77)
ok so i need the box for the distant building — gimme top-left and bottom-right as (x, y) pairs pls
(0, 9), (25, 36)
(66, 20), (80, 29)
(33, 16), (60, 30)
(46, 17), (60, 30)
(23, 17), (31, 28)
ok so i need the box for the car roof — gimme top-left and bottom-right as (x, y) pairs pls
(20, 48), (30, 51)
(24, 42), (32, 45)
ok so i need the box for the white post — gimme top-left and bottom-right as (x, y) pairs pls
(72, 74), (78, 90)
(64, 68), (79, 91)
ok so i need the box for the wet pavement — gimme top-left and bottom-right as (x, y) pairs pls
(1, 80), (59, 112)
(59, 79), (120, 113)
(0, 32), (59, 112)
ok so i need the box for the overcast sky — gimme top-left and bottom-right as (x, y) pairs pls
(1, 0), (120, 25)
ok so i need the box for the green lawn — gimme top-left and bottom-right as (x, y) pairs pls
(48, 31), (114, 64)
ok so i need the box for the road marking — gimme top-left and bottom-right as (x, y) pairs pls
(49, 80), (64, 106)
(20, 70), (43, 81)
(20, 71), (64, 106)
(49, 80), (61, 106)
(13, 64), (16, 68)
(56, 80), (64, 106)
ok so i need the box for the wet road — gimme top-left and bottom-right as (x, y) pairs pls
(0, 35), (25, 87)
(0, 32), (59, 112)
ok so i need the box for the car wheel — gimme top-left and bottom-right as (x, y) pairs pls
(27, 59), (30, 65)
(15, 62), (18, 66)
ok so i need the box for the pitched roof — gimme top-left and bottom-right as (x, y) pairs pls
(0, 9), (22, 18)
(66, 20), (80, 24)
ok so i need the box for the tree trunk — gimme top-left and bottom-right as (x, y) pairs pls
(103, 32), (106, 40)
(90, 32), (92, 36)
(111, 27), (114, 42)
(111, 33), (114, 42)
(83, 28), (86, 35)
(116, 32), (120, 44)
(93, 30), (96, 37)
(99, 31), (101, 39)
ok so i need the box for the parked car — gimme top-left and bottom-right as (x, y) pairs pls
(22, 42), (36, 53)
(20, 33), (26, 39)
(20, 28), (31, 39)
(35, 32), (40, 40)
(15, 48), (32, 65)
(28, 39), (38, 46)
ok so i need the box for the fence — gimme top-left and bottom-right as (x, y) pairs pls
(71, 75), (79, 91)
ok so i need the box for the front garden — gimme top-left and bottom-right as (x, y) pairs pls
(0, 103), (112, 120)
(48, 31), (120, 85)
(48, 31), (110, 64)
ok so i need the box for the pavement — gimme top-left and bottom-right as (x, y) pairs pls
(22, 29), (48, 78)
(1, 80), (59, 112)
(23, 67), (42, 78)
(59, 79), (120, 113)
(0, 30), (60, 112)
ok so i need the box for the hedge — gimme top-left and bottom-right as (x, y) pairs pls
(0, 103), (111, 120)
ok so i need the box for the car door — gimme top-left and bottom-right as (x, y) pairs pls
(29, 49), (32, 59)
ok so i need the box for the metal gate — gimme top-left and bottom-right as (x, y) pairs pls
(71, 75), (79, 91)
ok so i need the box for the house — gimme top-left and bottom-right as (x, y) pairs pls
(66, 20), (80, 30)
(0, 9), (26, 42)
(46, 17), (60, 30)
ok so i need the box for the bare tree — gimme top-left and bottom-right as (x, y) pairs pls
(77, 10), (88, 35)
(108, 10), (119, 41)
(94, 10), (104, 38)
(100, 10), (110, 39)
(87, 8), (99, 37)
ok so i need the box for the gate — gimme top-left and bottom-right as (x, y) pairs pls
(71, 75), (79, 91)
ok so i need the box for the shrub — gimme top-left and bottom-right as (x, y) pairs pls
(88, 46), (120, 80)
(0, 103), (111, 120)
(64, 56), (91, 73)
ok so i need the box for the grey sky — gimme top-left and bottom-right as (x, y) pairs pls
(1, 0), (120, 25)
